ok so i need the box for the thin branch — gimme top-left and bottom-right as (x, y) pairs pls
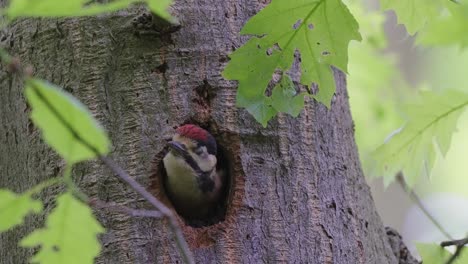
(98, 157), (194, 264)
(396, 172), (454, 240)
(1, 54), (194, 264)
(89, 199), (163, 218)
(396, 174), (467, 263)
(445, 245), (465, 264)
(441, 237), (468, 264)
(441, 237), (468, 247)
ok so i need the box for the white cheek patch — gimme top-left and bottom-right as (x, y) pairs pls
(200, 151), (209, 159)
(194, 154), (216, 172)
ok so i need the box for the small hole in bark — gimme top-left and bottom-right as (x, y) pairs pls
(28, 121), (34, 134)
(218, 56), (229, 63)
(193, 79), (216, 106)
(152, 121), (233, 228)
(153, 62), (168, 74)
(53, 166), (60, 177)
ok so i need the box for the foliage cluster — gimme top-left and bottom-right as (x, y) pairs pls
(1, 0), (468, 263)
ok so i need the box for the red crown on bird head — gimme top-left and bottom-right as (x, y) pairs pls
(176, 124), (217, 155)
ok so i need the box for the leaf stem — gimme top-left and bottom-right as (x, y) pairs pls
(25, 177), (63, 196)
(63, 164), (89, 202)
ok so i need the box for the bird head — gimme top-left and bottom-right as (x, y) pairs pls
(166, 124), (217, 174)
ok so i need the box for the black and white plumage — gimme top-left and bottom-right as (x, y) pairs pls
(163, 124), (224, 220)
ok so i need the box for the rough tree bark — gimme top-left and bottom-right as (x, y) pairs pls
(0, 1), (406, 263)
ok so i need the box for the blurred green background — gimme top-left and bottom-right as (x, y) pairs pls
(346, 0), (468, 255)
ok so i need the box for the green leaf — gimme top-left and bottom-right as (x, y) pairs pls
(373, 89), (468, 186)
(271, 75), (305, 117)
(223, 0), (361, 126)
(238, 93), (277, 127)
(345, 1), (387, 49)
(25, 79), (110, 164)
(379, 0), (442, 35)
(348, 42), (404, 177)
(417, 2), (468, 48)
(416, 243), (451, 264)
(416, 243), (468, 264)
(347, 0), (406, 177)
(147, 0), (173, 21)
(21, 192), (104, 264)
(0, 189), (42, 232)
(6, 0), (174, 21)
(459, 249), (468, 263)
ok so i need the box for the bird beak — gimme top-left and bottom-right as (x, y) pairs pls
(167, 141), (188, 156)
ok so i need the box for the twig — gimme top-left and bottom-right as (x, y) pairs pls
(396, 172), (454, 240)
(396, 173), (467, 263)
(441, 237), (468, 247)
(445, 249), (463, 264)
(4, 56), (195, 264)
(89, 199), (163, 218)
(441, 237), (468, 264)
(98, 157), (194, 264)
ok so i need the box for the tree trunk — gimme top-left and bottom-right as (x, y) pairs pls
(0, 1), (400, 263)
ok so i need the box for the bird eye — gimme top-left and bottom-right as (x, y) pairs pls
(194, 147), (204, 155)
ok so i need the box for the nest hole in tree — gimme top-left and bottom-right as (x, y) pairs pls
(152, 121), (235, 228)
